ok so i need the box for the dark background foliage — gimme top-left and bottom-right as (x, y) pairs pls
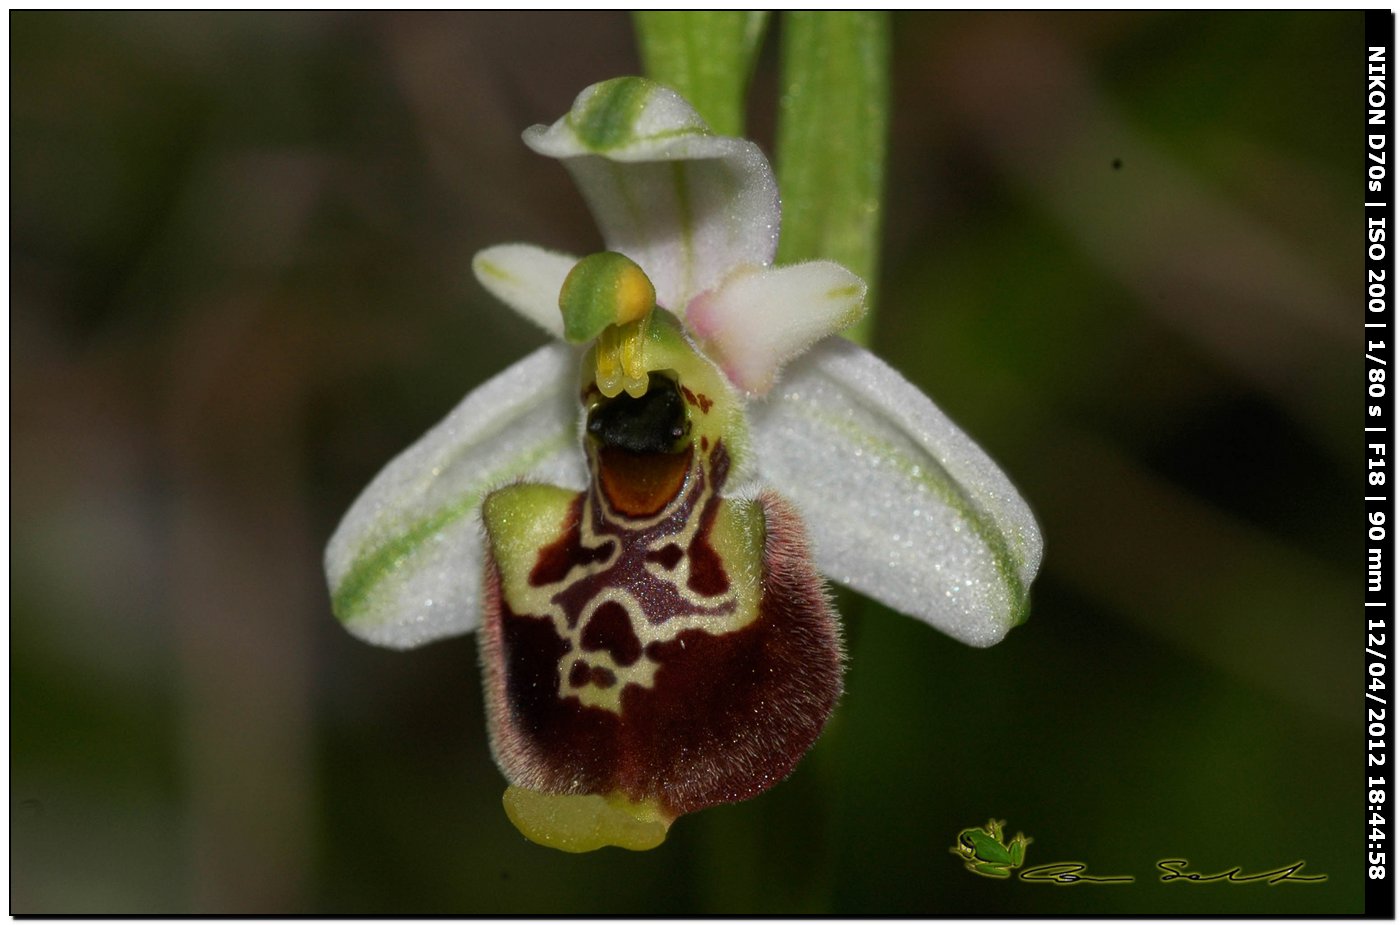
(11, 11), (1360, 913)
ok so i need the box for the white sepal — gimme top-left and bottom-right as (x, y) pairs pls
(686, 261), (866, 395)
(523, 78), (780, 314)
(472, 244), (577, 339)
(325, 343), (587, 648)
(750, 339), (1043, 647)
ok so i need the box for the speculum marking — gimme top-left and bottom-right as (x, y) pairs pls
(529, 496), (613, 588)
(646, 543), (684, 570)
(581, 600), (643, 666)
(500, 437), (743, 721)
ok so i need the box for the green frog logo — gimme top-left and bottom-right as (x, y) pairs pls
(951, 819), (1032, 879)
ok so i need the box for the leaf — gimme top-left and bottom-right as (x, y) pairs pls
(775, 11), (890, 345)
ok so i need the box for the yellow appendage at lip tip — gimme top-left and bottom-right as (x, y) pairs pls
(502, 785), (671, 852)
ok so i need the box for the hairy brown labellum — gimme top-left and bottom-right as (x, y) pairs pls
(478, 322), (843, 848)
(476, 306), (845, 845)
(482, 474), (842, 818)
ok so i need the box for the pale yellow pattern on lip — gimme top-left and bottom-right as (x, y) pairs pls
(482, 450), (763, 715)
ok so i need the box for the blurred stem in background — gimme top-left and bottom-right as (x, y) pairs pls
(634, 11), (892, 911)
(633, 11), (769, 138)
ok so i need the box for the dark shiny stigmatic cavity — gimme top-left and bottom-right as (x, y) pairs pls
(587, 374), (688, 454)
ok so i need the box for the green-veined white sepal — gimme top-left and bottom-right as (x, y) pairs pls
(751, 339), (1042, 647)
(325, 344), (585, 648)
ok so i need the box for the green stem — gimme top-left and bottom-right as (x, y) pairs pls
(775, 11), (890, 347)
(633, 11), (769, 137)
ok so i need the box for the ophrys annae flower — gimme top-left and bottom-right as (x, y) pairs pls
(325, 77), (1042, 852)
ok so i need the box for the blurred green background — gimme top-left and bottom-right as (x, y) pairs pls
(11, 11), (1362, 914)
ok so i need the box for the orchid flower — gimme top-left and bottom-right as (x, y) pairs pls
(324, 77), (1042, 853)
